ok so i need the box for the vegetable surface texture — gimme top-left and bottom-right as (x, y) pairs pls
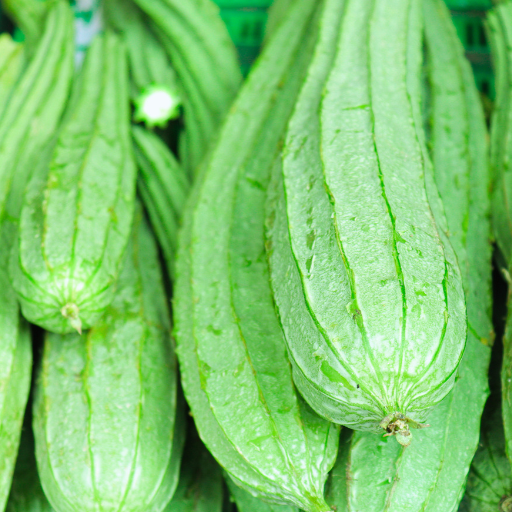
(33, 209), (184, 512)
(266, 0), (467, 444)
(10, 31), (137, 335)
(173, 0), (339, 510)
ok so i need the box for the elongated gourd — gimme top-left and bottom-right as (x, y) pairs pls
(132, 0), (242, 173)
(33, 208), (184, 512)
(0, 1), (74, 226)
(5, 418), (55, 512)
(0, 34), (24, 114)
(0, 6), (74, 508)
(266, 0), (466, 445)
(164, 427), (223, 512)
(104, 0), (181, 127)
(173, 1), (339, 510)
(1, 0), (49, 52)
(10, 31), (137, 335)
(322, 0), (493, 508)
(0, 268), (31, 512)
(461, 403), (512, 512)
(487, 2), (512, 470)
(132, 125), (189, 278)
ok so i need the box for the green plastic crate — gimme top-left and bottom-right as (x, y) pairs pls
(215, 0), (272, 7)
(215, 1), (272, 75)
(451, 11), (489, 53)
(445, 0), (492, 9)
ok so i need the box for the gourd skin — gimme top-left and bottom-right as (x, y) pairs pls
(10, 31), (136, 335)
(33, 211), (184, 512)
(173, 1), (339, 510)
(267, 0), (466, 439)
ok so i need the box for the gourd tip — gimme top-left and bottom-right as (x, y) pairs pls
(61, 303), (82, 334)
(380, 412), (429, 447)
(500, 496), (512, 512)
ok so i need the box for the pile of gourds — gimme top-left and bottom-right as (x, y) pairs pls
(0, 0), (511, 511)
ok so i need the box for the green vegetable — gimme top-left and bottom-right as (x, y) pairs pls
(173, 0), (339, 510)
(164, 426), (223, 512)
(0, 0), (74, 229)
(5, 415), (55, 512)
(132, 124), (189, 278)
(266, 0), (466, 444)
(1, 0), (50, 52)
(460, 403), (512, 512)
(226, 476), (299, 512)
(487, 1), (512, 470)
(10, 31), (137, 335)
(132, 0), (242, 174)
(0, 34), (25, 113)
(321, 0), (492, 508)
(104, 0), (182, 127)
(33, 208), (185, 512)
(0, 267), (31, 512)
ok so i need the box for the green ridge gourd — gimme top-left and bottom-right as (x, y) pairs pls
(487, 1), (512, 468)
(459, 403), (512, 512)
(33, 208), (185, 512)
(0, 0), (50, 53)
(10, 31), (137, 335)
(266, 0), (466, 445)
(173, 0), (339, 510)
(0, 34), (24, 112)
(0, 0), (73, 226)
(323, 0), (493, 509)
(0, 5), (74, 508)
(5, 418), (55, 512)
(164, 426), (224, 512)
(103, 0), (182, 127)
(132, 125), (190, 278)
(131, 0), (242, 174)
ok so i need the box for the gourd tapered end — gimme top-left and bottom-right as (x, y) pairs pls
(380, 412), (429, 447)
(60, 303), (82, 334)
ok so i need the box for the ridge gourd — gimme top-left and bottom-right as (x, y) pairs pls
(266, 0), (467, 445)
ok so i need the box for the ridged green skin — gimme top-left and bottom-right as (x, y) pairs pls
(131, 0), (242, 174)
(263, 0), (294, 44)
(0, 1), (74, 228)
(267, 0), (466, 436)
(164, 427), (223, 512)
(1, 0), (49, 52)
(103, 0), (180, 102)
(487, 2), (512, 468)
(0, 267), (31, 512)
(322, 1), (492, 509)
(0, 34), (24, 114)
(5, 419), (55, 512)
(33, 210), (184, 512)
(132, 125), (190, 278)
(460, 404), (512, 512)
(173, 1), (339, 510)
(489, 1), (512, 270)
(0, 8), (74, 508)
(10, 31), (137, 335)
(226, 477), (299, 512)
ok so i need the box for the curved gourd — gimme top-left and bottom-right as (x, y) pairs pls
(461, 403), (512, 512)
(173, 1), (339, 510)
(321, 1), (493, 508)
(132, 125), (189, 278)
(104, 0), (181, 127)
(131, 0), (242, 173)
(0, 34), (24, 114)
(267, 0), (466, 444)
(33, 210), (184, 512)
(10, 31), (136, 335)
